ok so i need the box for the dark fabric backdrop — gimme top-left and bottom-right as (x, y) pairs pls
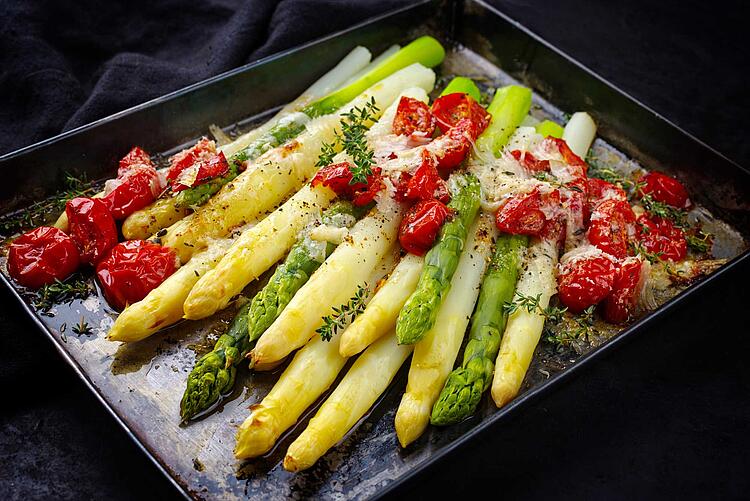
(1, 0), (748, 499)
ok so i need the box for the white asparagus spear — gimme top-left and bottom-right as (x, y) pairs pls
(249, 195), (404, 367)
(160, 63), (435, 263)
(339, 253), (423, 357)
(490, 238), (557, 406)
(182, 87), (431, 319)
(284, 331), (412, 472)
(107, 238), (234, 343)
(394, 214), (494, 447)
(234, 252), (397, 459)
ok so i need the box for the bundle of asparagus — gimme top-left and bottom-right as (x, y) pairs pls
(87, 33), (709, 477)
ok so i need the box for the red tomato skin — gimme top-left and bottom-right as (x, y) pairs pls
(636, 215), (687, 261)
(603, 259), (645, 324)
(430, 93), (490, 135)
(546, 137), (587, 174)
(96, 240), (178, 310)
(311, 162), (382, 205)
(557, 254), (617, 313)
(587, 199), (636, 259)
(311, 162), (357, 194)
(510, 150), (550, 173)
(433, 118), (476, 170)
(402, 151), (450, 204)
(118, 146), (153, 177)
(7, 227), (80, 289)
(392, 97), (435, 138)
(166, 137), (216, 184)
(398, 199), (452, 256)
(495, 189), (546, 236)
(170, 151), (230, 192)
(587, 178), (627, 213)
(351, 169), (384, 207)
(102, 166), (159, 219)
(65, 197), (118, 266)
(638, 171), (690, 208)
(495, 187), (562, 237)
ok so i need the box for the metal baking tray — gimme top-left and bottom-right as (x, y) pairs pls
(1, 0), (748, 498)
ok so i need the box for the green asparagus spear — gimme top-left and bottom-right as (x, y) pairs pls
(396, 173), (481, 345)
(439, 76), (482, 102)
(180, 301), (252, 421)
(430, 234), (527, 425)
(179, 200), (363, 421)
(247, 200), (365, 340)
(535, 119), (564, 139)
(174, 37), (444, 212)
(475, 85), (532, 158)
(174, 152), (245, 209)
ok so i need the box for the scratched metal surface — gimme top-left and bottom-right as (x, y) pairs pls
(1, 43), (748, 501)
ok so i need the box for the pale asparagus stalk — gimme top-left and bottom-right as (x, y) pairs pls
(182, 184), (336, 319)
(161, 64), (435, 263)
(249, 195), (404, 367)
(490, 238), (557, 407)
(222, 46), (373, 158)
(59, 47), (372, 237)
(182, 86), (431, 319)
(111, 184), (335, 341)
(490, 112), (597, 406)
(394, 214), (494, 447)
(284, 331), (412, 472)
(234, 252), (397, 460)
(121, 198), (191, 241)
(107, 238), (233, 343)
(339, 253), (423, 357)
(562, 112), (597, 158)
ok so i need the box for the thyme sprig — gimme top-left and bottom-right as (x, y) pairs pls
(316, 284), (369, 341)
(72, 317), (93, 335)
(502, 291), (567, 322)
(33, 275), (92, 311)
(639, 193), (688, 228)
(315, 97), (379, 184)
(0, 173), (97, 236)
(544, 305), (597, 348)
(686, 229), (713, 254)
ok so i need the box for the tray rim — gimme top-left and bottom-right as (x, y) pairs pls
(2, 0), (749, 499)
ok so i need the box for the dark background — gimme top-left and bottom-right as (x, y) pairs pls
(1, 0), (748, 499)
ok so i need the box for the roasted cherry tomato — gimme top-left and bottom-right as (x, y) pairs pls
(557, 253), (617, 313)
(118, 146), (153, 177)
(510, 150), (550, 173)
(430, 93), (490, 135)
(638, 171), (689, 208)
(587, 178), (626, 213)
(433, 118), (476, 170)
(351, 169), (384, 207)
(166, 137), (216, 185)
(398, 199), (452, 255)
(311, 162), (382, 206)
(587, 199), (636, 259)
(546, 137), (587, 173)
(7, 227), (80, 289)
(494, 187), (561, 237)
(636, 215), (687, 261)
(400, 150), (450, 203)
(392, 97), (436, 138)
(171, 152), (230, 192)
(96, 240), (178, 310)
(103, 165), (159, 219)
(603, 258), (645, 324)
(66, 197), (118, 266)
